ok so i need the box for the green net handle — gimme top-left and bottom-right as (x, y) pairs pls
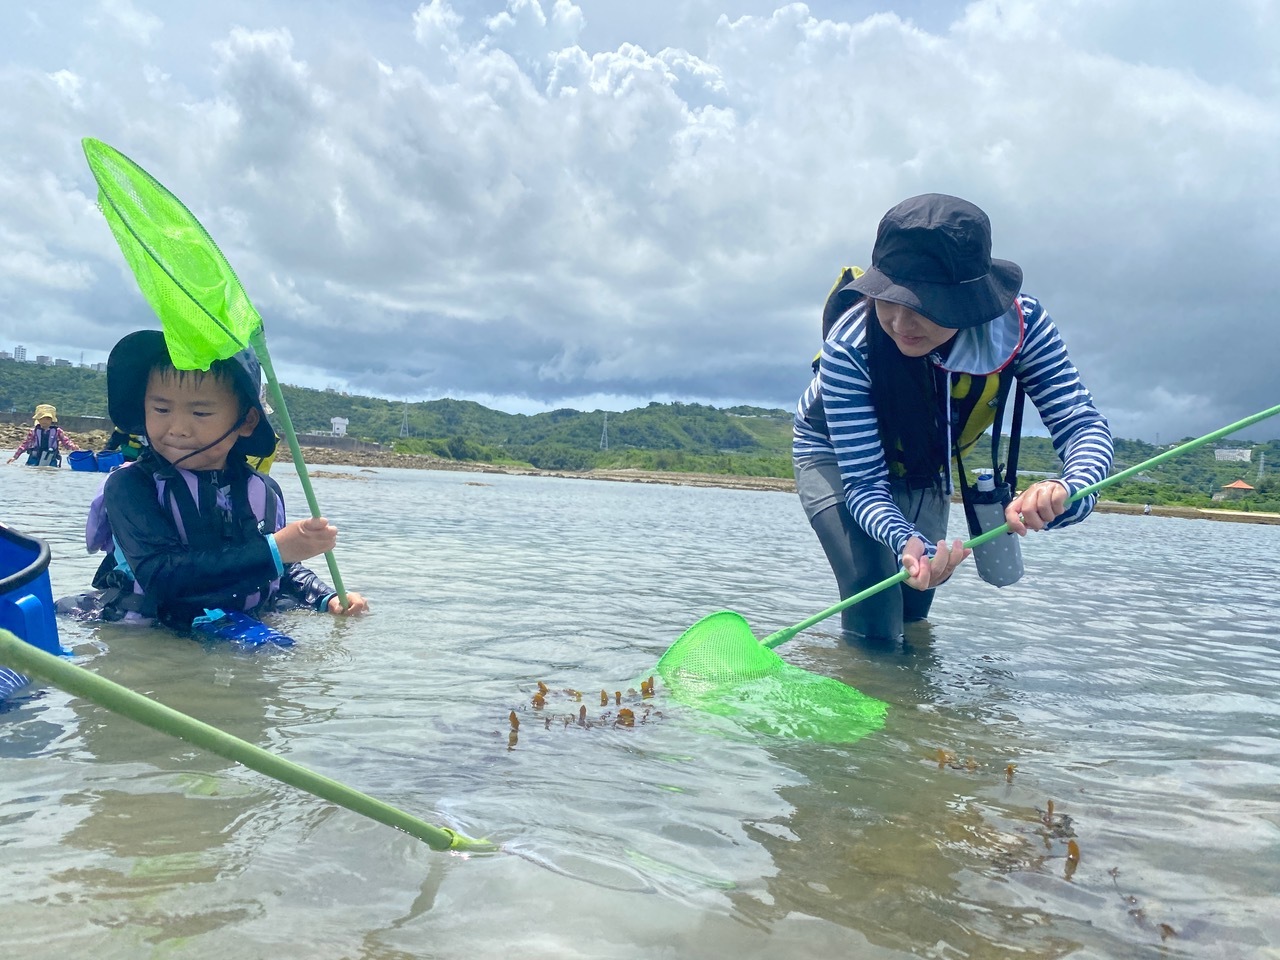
(249, 330), (348, 609)
(762, 401), (1280, 649)
(0, 629), (494, 852)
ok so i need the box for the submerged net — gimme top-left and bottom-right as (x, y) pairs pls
(82, 138), (261, 370)
(656, 611), (887, 744)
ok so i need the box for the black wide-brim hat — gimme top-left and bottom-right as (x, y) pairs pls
(107, 330), (278, 458)
(849, 194), (1022, 329)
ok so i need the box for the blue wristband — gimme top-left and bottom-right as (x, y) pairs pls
(265, 532), (284, 577)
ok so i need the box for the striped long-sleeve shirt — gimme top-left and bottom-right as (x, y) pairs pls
(793, 295), (1113, 557)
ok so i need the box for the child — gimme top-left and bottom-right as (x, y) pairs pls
(70, 329), (368, 629)
(102, 425), (146, 462)
(7, 404), (81, 467)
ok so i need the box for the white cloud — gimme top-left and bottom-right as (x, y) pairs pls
(413, 0), (465, 56)
(96, 0), (163, 45)
(0, 0), (1277, 441)
(47, 69), (86, 109)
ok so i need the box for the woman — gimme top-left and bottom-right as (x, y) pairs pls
(793, 194), (1113, 645)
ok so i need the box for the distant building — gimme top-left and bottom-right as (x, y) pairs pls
(36, 355), (52, 365)
(331, 417), (349, 437)
(14, 345), (27, 361)
(1214, 447), (1252, 462)
(1220, 479), (1255, 500)
(91, 362), (106, 372)
(0, 350), (10, 360)
(54, 358), (71, 366)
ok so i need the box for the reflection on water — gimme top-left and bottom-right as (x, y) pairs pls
(1, 463), (1278, 958)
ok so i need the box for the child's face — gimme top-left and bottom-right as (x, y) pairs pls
(36, 417), (53, 428)
(144, 368), (259, 471)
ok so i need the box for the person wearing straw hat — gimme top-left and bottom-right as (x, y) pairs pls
(793, 194), (1113, 645)
(7, 404), (81, 467)
(62, 330), (368, 629)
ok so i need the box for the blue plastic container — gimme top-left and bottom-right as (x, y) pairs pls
(96, 450), (124, 472)
(69, 450), (98, 472)
(0, 522), (64, 700)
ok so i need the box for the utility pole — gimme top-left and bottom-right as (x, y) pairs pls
(399, 402), (410, 438)
(600, 411), (608, 450)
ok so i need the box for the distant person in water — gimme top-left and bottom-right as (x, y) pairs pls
(63, 330), (368, 629)
(793, 194), (1113, 645)
(7, 404), (80, 467)
(102, 425), (145, 462)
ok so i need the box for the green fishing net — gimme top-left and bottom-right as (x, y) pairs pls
(656, 611), (887, 743)
(83, 138), (261, 369)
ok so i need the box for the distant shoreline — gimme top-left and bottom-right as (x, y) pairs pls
(295, 445), (1280, 524)
(7, 424), (1277, 525)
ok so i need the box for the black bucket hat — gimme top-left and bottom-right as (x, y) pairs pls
(107, 330), (277, 458)
(849, 194), (1022, 329)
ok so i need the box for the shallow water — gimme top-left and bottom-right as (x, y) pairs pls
(1, 461), (1278, 959)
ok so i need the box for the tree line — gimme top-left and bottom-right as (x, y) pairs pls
(3, 357), (1276, 508)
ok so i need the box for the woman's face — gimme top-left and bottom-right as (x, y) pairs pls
(874, 300), (958, 358)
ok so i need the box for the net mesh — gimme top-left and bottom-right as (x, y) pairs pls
(82, 138), (261, 370)
(656, 611), (887, 743)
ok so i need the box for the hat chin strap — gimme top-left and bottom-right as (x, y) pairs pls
(165, 413), (248, 469)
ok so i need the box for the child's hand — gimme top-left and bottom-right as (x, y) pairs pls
(327, 591), (369, 615)
(274, 516), (338, 563)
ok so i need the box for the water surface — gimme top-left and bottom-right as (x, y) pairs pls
(1, 462), (1277, 958)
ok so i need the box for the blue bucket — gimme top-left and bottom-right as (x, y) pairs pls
(96, 450), (124, 472)
(0, 522), (64, 700)
(69, 450), (98, 472)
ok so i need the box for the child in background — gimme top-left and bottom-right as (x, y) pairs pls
(102, 425), (145, 462)
(67, 329), (368, 629)
(7, 404), (80, 467)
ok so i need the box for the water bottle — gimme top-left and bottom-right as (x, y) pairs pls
(969, 470), (1024, 587)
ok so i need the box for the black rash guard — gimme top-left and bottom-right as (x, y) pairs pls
(92, 452), (333, 628)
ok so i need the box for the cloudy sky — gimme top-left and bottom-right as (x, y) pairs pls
(1, 0), (1277, 441)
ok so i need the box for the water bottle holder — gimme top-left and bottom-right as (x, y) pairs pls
(969, 484), (1024, 587)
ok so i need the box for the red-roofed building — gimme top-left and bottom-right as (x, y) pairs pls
(1221, 479), (1255, 500)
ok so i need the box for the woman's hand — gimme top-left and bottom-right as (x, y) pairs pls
(327, 591), (369, 615)
(901, 536), (970, 591)
(1007, 481), (1069, 535)
(274, 517), (339, 564)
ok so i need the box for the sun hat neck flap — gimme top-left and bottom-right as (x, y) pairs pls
(848, 194), (1022, 329)
(107, 329), (277, 459)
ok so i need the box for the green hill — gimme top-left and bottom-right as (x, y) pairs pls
(3, 357), (1275, 507)
(0, 357), (794, 474)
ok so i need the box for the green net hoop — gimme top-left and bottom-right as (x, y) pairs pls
(83, 137), (351, 607)
(656, 611), (887, 743)
(82, 138), (262, 370)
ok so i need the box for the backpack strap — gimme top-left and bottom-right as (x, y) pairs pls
(821, 266), (865, 341)
(989, 365), (1023, 490)
(1002, 381), (1026, 494)
(955, 365), (1025, 537)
